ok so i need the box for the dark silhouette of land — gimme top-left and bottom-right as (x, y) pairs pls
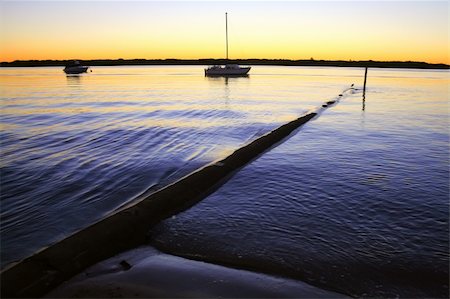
(1, 58), (448, 69)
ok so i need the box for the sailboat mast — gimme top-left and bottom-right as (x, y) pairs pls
(225, 12), (228, 60)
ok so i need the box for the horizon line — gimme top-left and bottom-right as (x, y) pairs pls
(1, 58), (449, 66)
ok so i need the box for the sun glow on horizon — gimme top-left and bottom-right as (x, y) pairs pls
(1, 1), (448, 64)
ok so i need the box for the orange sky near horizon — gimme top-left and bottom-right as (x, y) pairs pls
(0, 1), (448, 64)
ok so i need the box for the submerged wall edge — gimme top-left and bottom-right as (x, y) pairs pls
(0, 112), (317, 298)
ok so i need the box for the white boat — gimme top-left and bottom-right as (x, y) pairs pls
(205, 13), (250, 77)
(205, 64), (251, 76)
(64, 61), (89, 74)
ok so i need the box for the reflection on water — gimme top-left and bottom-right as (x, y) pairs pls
(205, 75), (252, 104)
(1, 66), (448, 298)
(362, 88), (366, 111)
(66, 74), (82, 86)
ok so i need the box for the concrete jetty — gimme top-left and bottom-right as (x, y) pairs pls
(1, 111), (318, 297)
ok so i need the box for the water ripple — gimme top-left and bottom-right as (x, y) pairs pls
(151, 68), (449, 298)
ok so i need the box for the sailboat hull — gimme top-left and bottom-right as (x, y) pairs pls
(205, 66), (251, 76)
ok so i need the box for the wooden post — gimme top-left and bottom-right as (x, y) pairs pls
(362, 67), (368, 111)
(363, 67), (368, 96)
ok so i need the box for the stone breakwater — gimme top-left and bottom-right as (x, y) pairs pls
(1, 111), (317, 298)
(1, 87), (351, 298)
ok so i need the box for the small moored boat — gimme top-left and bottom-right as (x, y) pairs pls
(205, 13), (250, 77)
(64, 61), (89, 74)
(205, 64), (250, 76)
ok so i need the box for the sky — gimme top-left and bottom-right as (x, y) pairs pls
(0, 1), (448, 64)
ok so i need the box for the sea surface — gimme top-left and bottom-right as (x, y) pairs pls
(1, 66), (448, 297)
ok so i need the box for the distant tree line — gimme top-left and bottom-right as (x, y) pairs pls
(1, 59), (448, 69)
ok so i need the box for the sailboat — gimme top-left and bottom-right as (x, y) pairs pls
(205, 13), (251, 76)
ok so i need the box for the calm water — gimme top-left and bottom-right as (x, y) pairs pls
(1, 66), (448, 297)
(152, 67), (448, 297)
(1, 65), (355, 267)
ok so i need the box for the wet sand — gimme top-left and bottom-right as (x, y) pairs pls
(45, 246), (348, 298)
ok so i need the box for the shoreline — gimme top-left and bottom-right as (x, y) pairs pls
(1, 59), (449, 69)
(45, 245), (349, 298)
